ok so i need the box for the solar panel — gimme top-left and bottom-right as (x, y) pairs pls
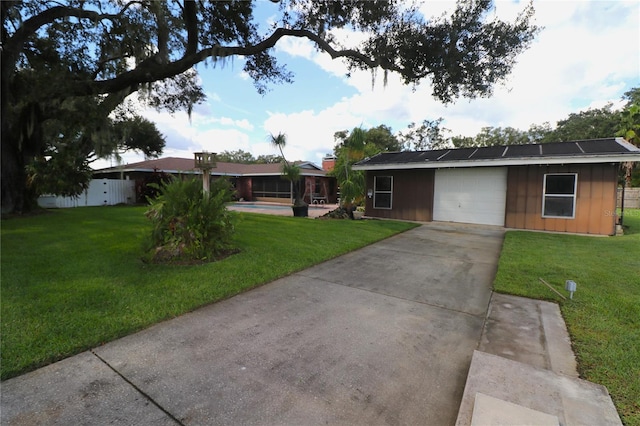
(355, 138), (627, 167)
(358, 153), (395, 165)
(503, 144), (541, 157)
(395, 152), (427, 163)
(578, 139), (624, 153)
(542, 142), (582, 155)
(421, 150), (448, 161)
(438, 148), (477, 161)
(472, 145), (507, 159)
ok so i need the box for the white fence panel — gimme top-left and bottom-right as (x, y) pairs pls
(37, 179), (135, 208)
(617, 188), (640, 209)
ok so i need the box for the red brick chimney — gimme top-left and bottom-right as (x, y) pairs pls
(322, 155), (336, 172)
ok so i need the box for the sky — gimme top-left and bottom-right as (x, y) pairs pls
(93, 0), (640, 170)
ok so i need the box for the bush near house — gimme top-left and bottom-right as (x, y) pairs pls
(493, 209), (640, 426)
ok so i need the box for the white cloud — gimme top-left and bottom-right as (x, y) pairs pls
(196, 128), (252, 153)
(263, 108), (357, 162)
(200, 116), (254, 131)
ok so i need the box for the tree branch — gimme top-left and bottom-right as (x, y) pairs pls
(48, 27), (397, 99)
(5, 6), (116, 56)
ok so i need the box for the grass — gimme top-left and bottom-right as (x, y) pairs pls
(493, 209), (640, 426)
(1, 206), (418, 380)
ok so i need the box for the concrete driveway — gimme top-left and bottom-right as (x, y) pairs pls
(1, 222), (504, 425)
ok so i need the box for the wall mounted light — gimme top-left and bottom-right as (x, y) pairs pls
(367, 189), (373, 198)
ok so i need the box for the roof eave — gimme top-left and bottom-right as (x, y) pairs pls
(95, 168), (199, 174)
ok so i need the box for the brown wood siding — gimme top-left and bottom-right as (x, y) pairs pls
(505, 164), (617, 235)
(365, 170), (434, 221)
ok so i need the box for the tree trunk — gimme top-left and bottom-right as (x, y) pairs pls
(1, 137), (27, 214)
(624, 161), (633, 187)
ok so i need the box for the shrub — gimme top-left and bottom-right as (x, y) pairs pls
(136, 168), (173, 203)
(144, 177), (237, 263)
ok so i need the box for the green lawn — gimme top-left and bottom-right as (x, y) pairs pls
(1, 206), (418, 380)
(493, 209), (640, 426)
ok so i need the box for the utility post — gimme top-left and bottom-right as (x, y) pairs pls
(194, 152), (217, 193)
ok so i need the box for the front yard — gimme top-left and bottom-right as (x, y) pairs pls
(2, 205), (638, 424)
(0, 206), (417, 380)
(493, 209), (640, 426)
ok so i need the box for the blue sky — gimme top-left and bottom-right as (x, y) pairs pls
(94, 0), (640, 170)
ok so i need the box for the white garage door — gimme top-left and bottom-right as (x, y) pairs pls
(433, 167), (507, 226)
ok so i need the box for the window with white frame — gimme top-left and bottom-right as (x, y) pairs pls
(374, 176), (393, 209)
(542, 173), (577, 218)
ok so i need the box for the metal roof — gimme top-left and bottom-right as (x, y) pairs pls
(353, 138), (640, 170)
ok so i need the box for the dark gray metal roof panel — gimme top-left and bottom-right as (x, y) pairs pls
(354, 138), (637, 168)
(578, 139), (627, 153)
(503, 144), (541, 157)
(542, 142), (582, 155)
(471, 145), (507, 159)
(439, 148), (477, 161)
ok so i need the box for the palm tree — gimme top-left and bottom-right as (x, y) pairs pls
(333, 127), (366, 208)
(269, 132), (306, 208)
(616, 104), (640, 227)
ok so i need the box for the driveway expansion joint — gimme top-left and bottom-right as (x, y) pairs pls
(296, 271), (485, 318)
(90, 349), (184, 426)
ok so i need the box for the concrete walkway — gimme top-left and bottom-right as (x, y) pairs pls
(2, 223), (505, 425)
(456, 293), (622, 425)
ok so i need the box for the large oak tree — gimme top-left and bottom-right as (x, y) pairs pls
(2, 0), (538, 213)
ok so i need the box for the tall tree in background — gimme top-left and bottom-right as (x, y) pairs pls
(399, 118), (451, 150)
(216, 150), (257, 164)
(618, 87), (640, 148)
(255, 154), (286, 164)
(362, 125), (403, 155)
(2, 0), (538, 213)
(331, 125), (400, 207)
(452, 126), (530, 147)
(547, 104), (620, 142)
(215, 150), (284, 164)
(622, 87), (640, 108)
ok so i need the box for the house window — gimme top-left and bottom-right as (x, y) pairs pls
(542, 173), (577, 218)
(374, 176), (393, 209)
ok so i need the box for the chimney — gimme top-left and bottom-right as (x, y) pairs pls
(322, 154), (336, 172)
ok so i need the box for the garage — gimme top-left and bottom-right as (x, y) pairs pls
(433, 167), (507, 226)
(356, 139), (640, 235)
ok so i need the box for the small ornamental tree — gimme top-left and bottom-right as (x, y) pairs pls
(144, 177), (237, 263)
(334, 128), (366, 208)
